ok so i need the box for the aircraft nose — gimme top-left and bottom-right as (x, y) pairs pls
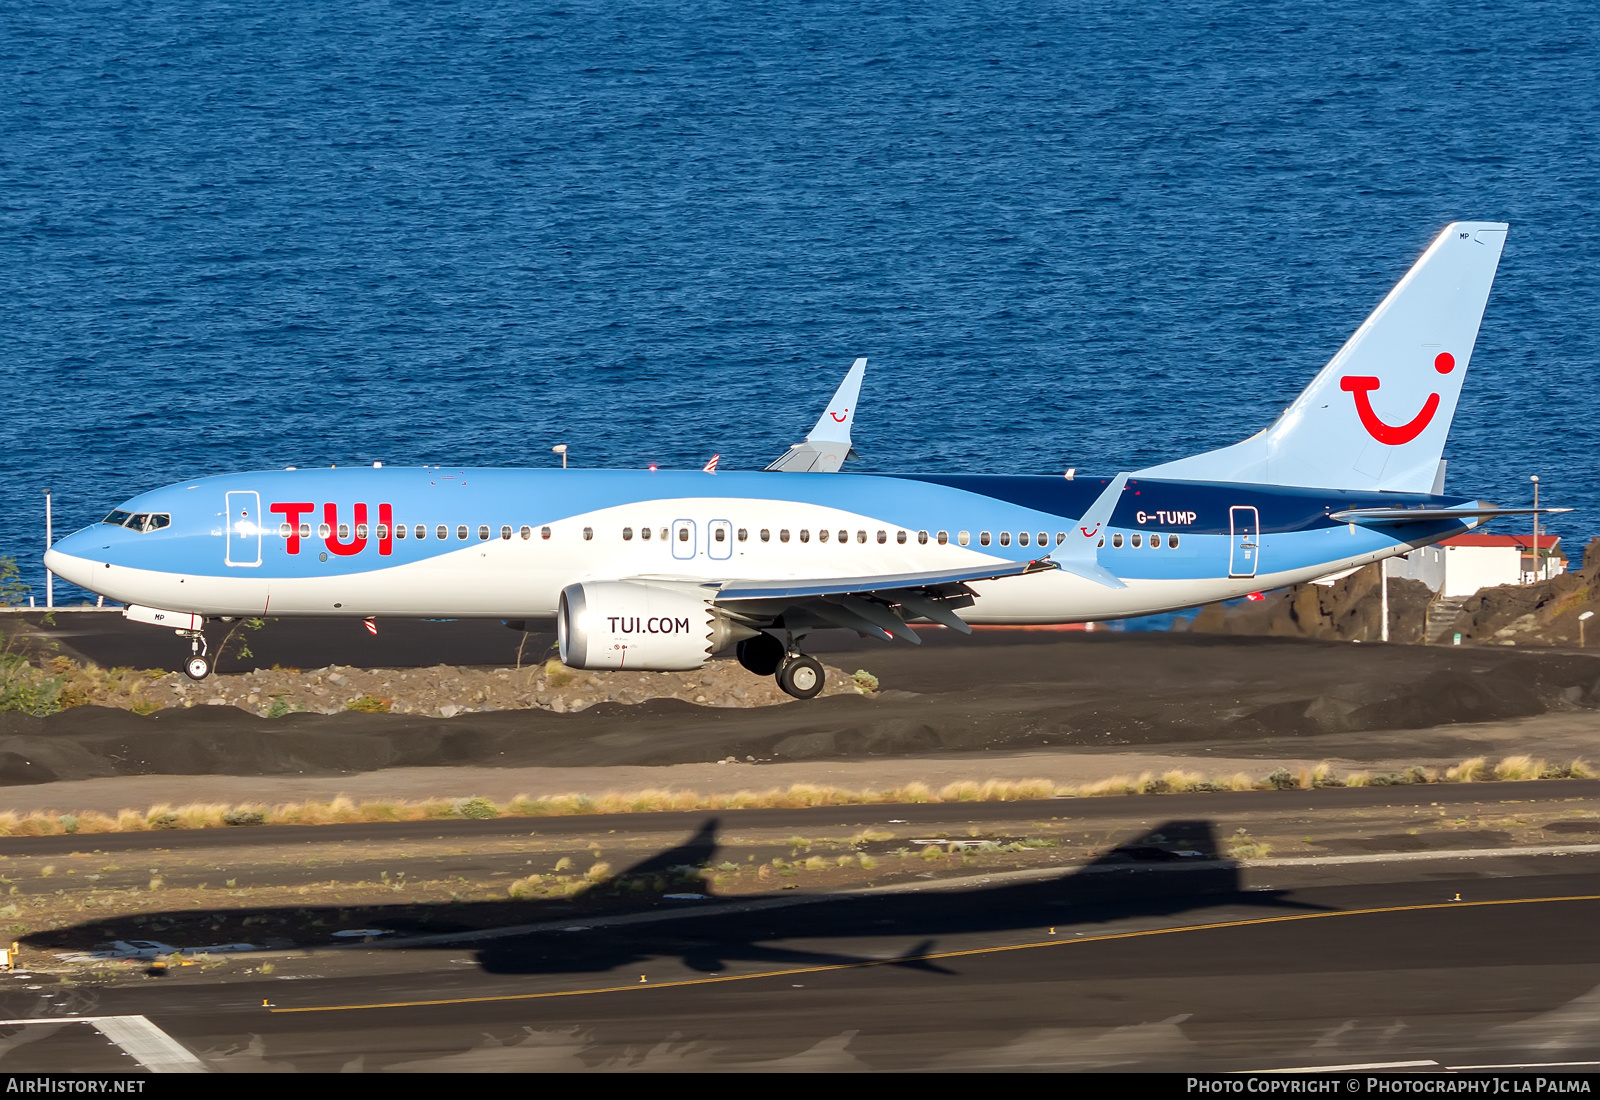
(43, 528), (106, 589)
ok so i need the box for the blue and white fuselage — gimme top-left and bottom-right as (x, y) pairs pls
(50, 466), (1474, 623)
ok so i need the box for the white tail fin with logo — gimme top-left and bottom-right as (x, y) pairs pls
(1141, 222), (1508, 494)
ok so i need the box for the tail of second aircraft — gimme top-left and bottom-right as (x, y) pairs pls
(1140, 222), (1508, 494)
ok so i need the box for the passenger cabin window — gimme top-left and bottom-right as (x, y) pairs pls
(356, 524), (368, 539)
(659, 528), (668, 540)
(584, 527), (594, 541)
(779, 529), (790, 543)
(414, 525), (425, 539)
(761, 529), (771, 542)
(456, 525), (468, 540)
(876, 530), (886, 544)
(338, 524), (351, 540)
(999, 531), (1010, 546)
(958, 531), (970, 546)
(299, 523), (311, 539)
(278, 523), (292, 538)
(395, 524), (406, 539)
(738, 528), (748, 542)
(937, 531), (949, 545)
(1131, 533), (1142, 547)
(375, 525), (388, 539)
(838, 530), (848, 544)
(1038, 532), (1047, 547)
(916, 531), (928, 545)
(1018, 532), (1029, 546)
(677, 527), (688, 542)
(897, 531), (907, 544)
(799, 529), (810, 543)
(1056, 532), (1066, 545)
(1170, 534), (1180, 549)
(541, 526), (551, 540)
(980, 532), (991, 546)
(819, 529), (830, 543)
(478, 525), (490, 541)
(520, 526), (531, 540)
(714, 527), (726, 542)
(500, 525), (512, 540)
(641, 527), (651, 540)
(1112, 533), (1123, 548)
(437, 525), (448, 540)
(622, 527), (633, 541)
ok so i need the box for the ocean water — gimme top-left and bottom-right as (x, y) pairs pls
(3, 0), (1597, 602)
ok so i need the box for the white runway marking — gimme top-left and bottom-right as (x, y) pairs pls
(0, 1015), (207, 1073)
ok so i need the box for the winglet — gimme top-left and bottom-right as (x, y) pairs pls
(1056, 474), (1128, 588)
(765, 358), (867, 473)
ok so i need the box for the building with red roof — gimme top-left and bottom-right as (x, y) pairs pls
(1386, 532), (1567, 597)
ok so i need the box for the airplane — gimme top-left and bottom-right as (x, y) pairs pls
(44, 222), (1565, 699)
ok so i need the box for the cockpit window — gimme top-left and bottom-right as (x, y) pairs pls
(103, 511), (170, 532)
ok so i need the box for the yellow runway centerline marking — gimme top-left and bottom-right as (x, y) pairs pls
(271, 892), (1600, 1014)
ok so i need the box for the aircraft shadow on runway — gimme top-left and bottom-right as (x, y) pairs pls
(24, 817), (1328, 977)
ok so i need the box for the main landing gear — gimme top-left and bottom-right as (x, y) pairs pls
(737, 633), (825, 700)
(180, 628), (210, 680)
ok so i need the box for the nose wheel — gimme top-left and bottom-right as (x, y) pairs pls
(775, 654), (825, 700)
(179, 628), (211, 680)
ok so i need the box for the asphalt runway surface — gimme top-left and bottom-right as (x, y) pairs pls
(6, 783), (1600, 1071)
(7, 848), (1600, 1071)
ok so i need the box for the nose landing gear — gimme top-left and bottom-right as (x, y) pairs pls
(180, 629), (210, 680)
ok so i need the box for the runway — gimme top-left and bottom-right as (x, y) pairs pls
(8, 847), (1600, 1070)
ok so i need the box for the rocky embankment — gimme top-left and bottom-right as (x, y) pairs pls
(1185, 537), (1600, 647)
(5, 656), (873, 719)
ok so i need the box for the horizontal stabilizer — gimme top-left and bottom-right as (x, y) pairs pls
(1329, 505), (1573, 524)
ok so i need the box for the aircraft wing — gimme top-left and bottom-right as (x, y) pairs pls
(1329, 505), (1572, 524)
(702, 557), (1058, 645)
(711, 556), (1058, 601)
(765, 357), (866, 473)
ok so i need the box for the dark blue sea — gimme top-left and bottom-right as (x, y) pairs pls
(3, 0), (1597, 603)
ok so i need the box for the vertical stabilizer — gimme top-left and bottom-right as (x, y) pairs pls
(1140, 223), (1508, 493)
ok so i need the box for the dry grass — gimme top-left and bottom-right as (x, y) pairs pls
(1, 754), (1594, 836)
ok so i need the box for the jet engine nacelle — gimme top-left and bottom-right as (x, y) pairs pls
(557, 581), (754, 671)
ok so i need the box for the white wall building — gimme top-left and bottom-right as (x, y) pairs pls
(1386, 534), (1567, 598)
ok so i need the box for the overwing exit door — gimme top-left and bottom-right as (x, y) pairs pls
(225, 491), (262, 567)
(671, 519), (696, 561)
(707, 519), (732, 560)
(1229, 506), (1259, 578)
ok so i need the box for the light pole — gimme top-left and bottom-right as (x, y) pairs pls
(1583, 610), (1595, 649)
(1530, 475), (1540, 583)
(552, 444), (568, 469)
(43, 489), (54, 610)
(1380, 559), (1389, 642)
